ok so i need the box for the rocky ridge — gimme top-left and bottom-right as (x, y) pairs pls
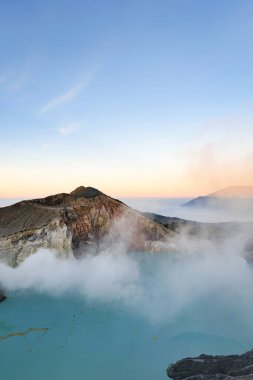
(167, 350), (253, 379)
(143, 211), (253, 258)
(0, 186), (175, 267)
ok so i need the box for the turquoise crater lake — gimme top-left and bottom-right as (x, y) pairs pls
(1, 252), (253, 380)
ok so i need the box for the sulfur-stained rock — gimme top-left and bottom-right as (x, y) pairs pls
(0, 186), (176, 266)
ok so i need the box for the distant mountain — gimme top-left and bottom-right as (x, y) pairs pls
(209, 186), (253, 198)
(0, 186), (175, 267)
(183, 186), (253, 209)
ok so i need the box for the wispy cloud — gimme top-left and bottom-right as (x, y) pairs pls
(0, 72), (29, 93)
(6, 74), (28, 91)
(38, 77), (91, 115)
(57, 122), (80, 136)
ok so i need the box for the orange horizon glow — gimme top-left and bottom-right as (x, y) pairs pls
(1, 178), (253, 200)
(1, 150), (252, 199)
(1, 177), (253, 199)
(0, 192), (201, 199)
(0, 187), (236, 200)
(0, 184), (208, 199)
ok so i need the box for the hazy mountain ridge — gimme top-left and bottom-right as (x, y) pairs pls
(143, 211), (246, 235)
(183, 186), (253, 209)
(210, 186), (253, 198)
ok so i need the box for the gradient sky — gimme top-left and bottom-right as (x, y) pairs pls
(1, 0), (253, 197)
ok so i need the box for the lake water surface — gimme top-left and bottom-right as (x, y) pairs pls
(1, 252), (253, 380)
(1, 198), (253, 379)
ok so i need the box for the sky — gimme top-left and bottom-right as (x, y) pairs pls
(1, 0), (253, 198)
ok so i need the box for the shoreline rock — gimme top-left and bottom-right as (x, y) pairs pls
(0, 290), (6, 303)
(167, 350), (253, 379)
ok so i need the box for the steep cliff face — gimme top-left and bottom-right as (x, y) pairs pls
(0, 186), (175, 266)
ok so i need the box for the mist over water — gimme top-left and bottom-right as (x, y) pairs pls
(1, 247), (253, 380)
(1, 197), (253, 379)
(122, 197), (253, 222)
(1, 247), (253, 325)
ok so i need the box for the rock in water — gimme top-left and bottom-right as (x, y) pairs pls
(0, 290), (6, 303)
(167, 349), (253, 379)
(0, 186), (175, 266)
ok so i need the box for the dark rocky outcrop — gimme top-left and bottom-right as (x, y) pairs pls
(167, 349), (253, 379)
(143, 212), (202, 233)
(0, 186), (176, 266)
(70, 186), (104, 198)
(0, 290), (6, 303)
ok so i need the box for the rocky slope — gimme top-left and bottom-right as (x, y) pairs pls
(0, 186), (175, 267)
(167, 350), (253, 379)
(143, 211), (253, 256)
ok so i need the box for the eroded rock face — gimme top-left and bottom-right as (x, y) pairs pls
(167, 350), (253, 379)
(0, 186), (175, 266)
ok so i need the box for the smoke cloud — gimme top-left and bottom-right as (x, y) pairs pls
(1, 233), (253, 325)
(1, 200), (253, 326)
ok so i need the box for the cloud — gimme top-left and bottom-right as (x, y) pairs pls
(57, 122), (80, 136)
(0, 73), (27, 91)
(6, 75), (28, 91)
(1, 205), (253, 324)
(38, 77), (91, 115)
(1, 242), (253, 324)
(0, 64), (31, 92)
